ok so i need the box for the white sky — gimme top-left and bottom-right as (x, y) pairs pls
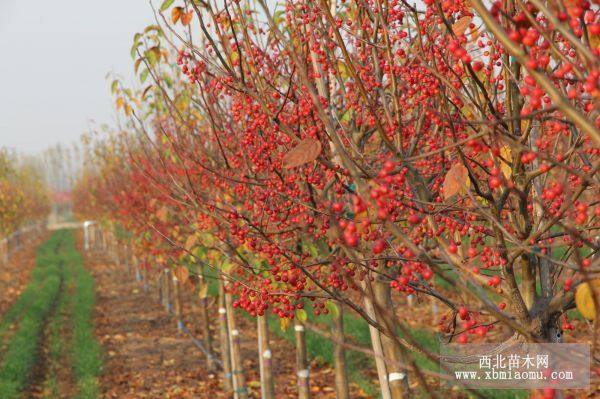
(0, 0), (157, 154)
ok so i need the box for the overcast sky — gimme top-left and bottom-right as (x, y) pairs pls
(0, 0), (156, 154)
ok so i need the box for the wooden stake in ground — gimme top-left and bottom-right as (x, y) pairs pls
(224, 281), (248, 399)
(374, 278), (410, 399)
(294, 319), (310, 399)
(218, 279), (234, 393)
(163, 269), (172, 312)
(363, 280), (391, 399)
(257, 315), (275, 399)
(158, 269), (165, 305)
(172, 275), (183, 331)
(331, 302), (349, 399)
(198, 271), (216, 371)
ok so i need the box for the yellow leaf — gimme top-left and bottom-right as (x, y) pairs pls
(575, 279), (600, 320)
(499, 146), (512, 178)
(115, 97), (124, 110)
(280, 317), (290, 332)
(296, 309), (307, 322)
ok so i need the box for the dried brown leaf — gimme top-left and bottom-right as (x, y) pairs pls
(443, 163), (468, 199)
(282, 137), (322, 169)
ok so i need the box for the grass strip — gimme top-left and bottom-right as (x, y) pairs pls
(62, 230), (102, 399)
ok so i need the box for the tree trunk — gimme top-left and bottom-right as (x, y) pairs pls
(294, 320), (310, 399)
(218, 280), (233, 393)
(257, 315), (275, 399)
(331, 302), (349, 399)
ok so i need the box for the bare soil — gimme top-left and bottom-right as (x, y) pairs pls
(88, 251), (370, 398)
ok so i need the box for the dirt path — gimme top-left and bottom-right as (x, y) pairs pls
(0, 234), (46, 317)
(89, 251), (369, 398)
(0, 234), (46, 364)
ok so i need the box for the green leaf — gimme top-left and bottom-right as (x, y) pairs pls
(160, 0), (175, 11)
(222, 260), (235, 274)
(163, 75), (173, 88)
(110, 80), (119, 94)
(325, 301), (340, 318)
(145, 46), (161, 67)
(130, 42), (141, 59)
(296, 309), (307, 322)
(140, 68), (150, 83)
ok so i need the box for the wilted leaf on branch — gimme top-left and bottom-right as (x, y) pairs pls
(443, 163), (469, 199)
(181, 11), (194, 26)
(282, 137), (322, 169)
(171, 7), (183, 24)
(452, 16), (472, 37)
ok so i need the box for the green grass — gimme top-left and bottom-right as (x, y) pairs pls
(0, 230), (102, 399)
(43, 264), (71, 398)
(68, 232), (102, 399)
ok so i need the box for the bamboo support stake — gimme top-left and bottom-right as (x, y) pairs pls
(218, 279), (234, 393)
(199, 273), (216, 371)
(142, 267), (149, 293)
(173, 276), (183, 331)
(331, 302), (349, 399)
(363, 280), (391, 399)
(294, 320), (310, 399)
(257, 315), (275, 399)
(158, 271), (164, 304)
(224, 283), (248, 399)
(374, 279), (410, 399)
(163, 269), (172, 312)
